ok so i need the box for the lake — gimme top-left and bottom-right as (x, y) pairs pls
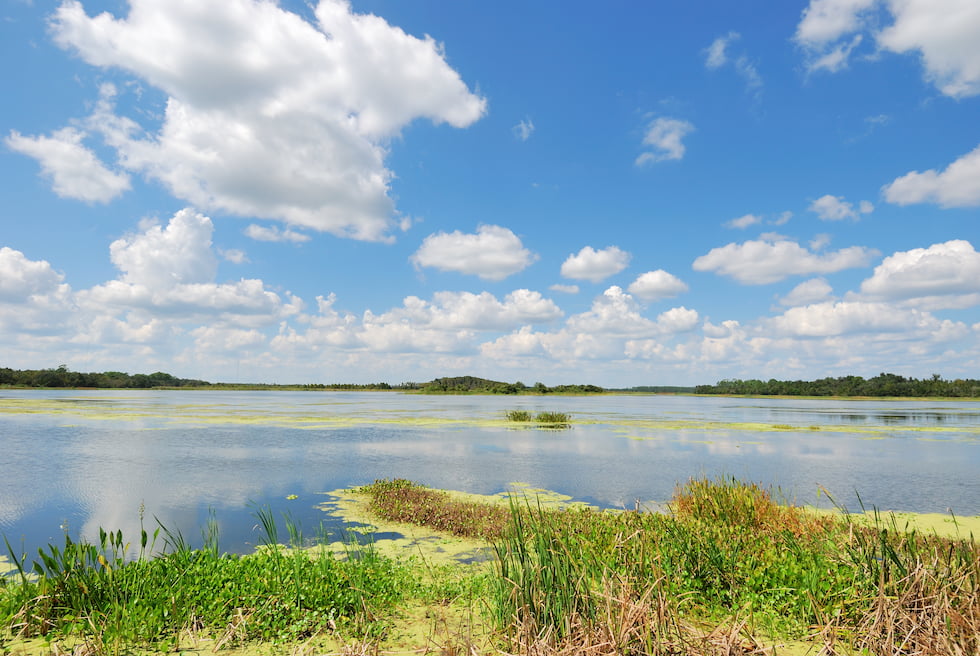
(1, 389), (978, 558)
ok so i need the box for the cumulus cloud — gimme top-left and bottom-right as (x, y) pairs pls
(795, 0), (980, 97)
(411, 225), (537, 281)
(6, 127), (130, 203)
(693, 237), (878, 284)
(46, 0), (486, 240)
(877, 0), (980, 98)
(858, 240), (980, 308)
(627, 270), (689, 302)
(779, 278), (835, 306)
(245, 224), (311, 243)
(0, 247), (66, 302)
(0, 248), (74, 337)
(372, 289), (562, 332)
(635, 117), (694, 165)
(883, 144), (980, 208)
(770, 300), (963, 338)
(809, 194), (874, 220)
(80, 209), (284, 318)
(560, 246), (631, 283)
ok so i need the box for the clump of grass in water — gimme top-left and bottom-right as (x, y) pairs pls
(359, 479), (509, 540)
(505, 409), (570, 426)
(0, 508), (417, 652)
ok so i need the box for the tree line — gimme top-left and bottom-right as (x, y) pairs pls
(694, 373), (980, 398)
(0, 366), (209, 389)
(420, 376), (603, 394)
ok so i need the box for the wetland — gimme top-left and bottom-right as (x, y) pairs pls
(2, 389), (980, 654)
(1, 389), (979, 558)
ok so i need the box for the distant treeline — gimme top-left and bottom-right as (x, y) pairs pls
(0, 368), (604, 394)
(419, 376), (603, 395)
(0, 366), (209, 389)
(694, 373), (980, 398)
(611, 386), (696, 393)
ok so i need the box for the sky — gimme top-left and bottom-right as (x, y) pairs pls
(1, 0), (979, 387)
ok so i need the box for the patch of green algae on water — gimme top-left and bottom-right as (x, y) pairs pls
(4, 396), (979, 438)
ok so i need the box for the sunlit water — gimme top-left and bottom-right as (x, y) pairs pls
(1, 390), (978, 558)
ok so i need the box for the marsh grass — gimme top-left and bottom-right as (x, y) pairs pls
(506, 410), (571, 427)
(359, 479), (509, 540)
(1, 508), (418, 653)
(4, 478), (978, 655)
(488, 476), (980, 655)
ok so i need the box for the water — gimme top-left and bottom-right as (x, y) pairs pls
(1, 390), (978, 558)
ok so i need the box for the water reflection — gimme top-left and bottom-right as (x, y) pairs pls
(1, 390), (978, 558)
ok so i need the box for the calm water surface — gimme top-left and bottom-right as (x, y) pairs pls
(1, 390), (978, 557)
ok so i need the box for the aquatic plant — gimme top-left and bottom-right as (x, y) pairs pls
(505, 409), (571, 426)
(359, 479), (509, 540)
(0, 511), (417, 652)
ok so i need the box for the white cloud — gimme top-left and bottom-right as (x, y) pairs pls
(770, 300), (963, 338)
(560, 246), (631, 283)
(858, 240), (980, 308)
(373, 289), (562, 332)
(779, 278), (835, 306)
(705, 32), (762, 97)
(512, 117), (535, 141)
(549, 284), (580, 294)
(0, 248), (74, 337)
(883, 144), (980, 207)
(809, 194), (874, 220)
(5, 127), (130, 203)
(245, 224), (311, 243)
(795, 0), (980, 97)
(566, 286), (658, 337)
(627, 270), (688, 302)
(109, 209), (217, 288)
(80, 209), (284, 319)
(705, 31), (739, 69)
(635, 117), (694, 165)
(877, 0), (980, 98)
(810, 233), (832, 250)
(795, 0), (877, 46)
(656, 306), (699, 333)
(0, 247), (66, 302)
(693, 237), (878, 284)
(411, 225), (537, 281)
(220, 249), (249, 264)
(48, 0), (486, 240)
(727, 214), (762, 229)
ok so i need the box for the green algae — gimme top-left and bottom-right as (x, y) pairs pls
(5, 396), (978, 439)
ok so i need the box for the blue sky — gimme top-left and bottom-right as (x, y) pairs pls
(1, 0), (978, 387)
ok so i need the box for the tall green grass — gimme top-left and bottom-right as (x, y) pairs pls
(0, 508), (417, 652)
(488, 476), (980, 654)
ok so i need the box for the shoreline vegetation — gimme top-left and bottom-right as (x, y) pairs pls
(2, 478), (978, 655)
(3, 367), (980, 399)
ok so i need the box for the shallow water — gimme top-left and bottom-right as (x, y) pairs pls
(1, 390), (978, 557)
